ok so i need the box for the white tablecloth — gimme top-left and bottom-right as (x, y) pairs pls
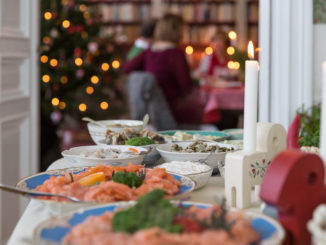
(8, 158), (261, 245)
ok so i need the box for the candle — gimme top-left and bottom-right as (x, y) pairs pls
(243, 41), (259, 152)
(320, 61), (326, 163)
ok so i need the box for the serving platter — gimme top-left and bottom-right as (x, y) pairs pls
(61, 145), (148, 167)
(34, 201), (285, 244)
(158, 130), (229, 142)
(15, 167), (195, 203)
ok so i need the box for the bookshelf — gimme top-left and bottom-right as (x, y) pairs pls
(83, 0), (258, 57)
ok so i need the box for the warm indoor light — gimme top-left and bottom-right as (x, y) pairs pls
(59, 101), (66, 109)
(101, 62), (109, 71)
(90, 75), (99, 84)
(50, 58), (58, 67)
(86, 86), (94, 94)
(205, 46), (213, 55)
(185, 46), (193, 55)
(227, 46), (235, 55)
(227, 61), (235, 69)
(79, 4), (87, 12)
(248, 41), (255, 59)
(40, 55), (48, 63)
(75, 58), (83, 66)
(44, 12), (52, 20)
(112, 60), (120, 69)
(62, 20), (71, 28)
(43, 36), (51, 44)
(228, 31), (237, 40)
(234, 61), (240, 70)
(51, 97), (60, 106)
(42, 74), (50, 83)
(79, 103), (87, 112)
(100, 101), (109, 110)
(60, 76), (68, 84)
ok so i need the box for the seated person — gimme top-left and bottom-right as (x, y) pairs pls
(127, 19), (156, 60)
(196, 31), (230, 80)
(123, 13), (203, 124)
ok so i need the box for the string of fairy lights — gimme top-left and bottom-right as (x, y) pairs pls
(41, 6), (121, 113)
(184, 30), (241, 70)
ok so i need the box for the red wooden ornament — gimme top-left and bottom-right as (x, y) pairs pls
(259, 149), (326, 245)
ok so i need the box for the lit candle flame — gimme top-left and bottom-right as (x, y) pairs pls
(248, 41), (254, 59)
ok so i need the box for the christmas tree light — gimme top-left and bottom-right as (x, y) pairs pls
(100, 102), (109, 110)
(60, 76), (68, 84)
(86, 86), (94, 94)
(44, 12), (52, 20)
(51, 97), (60, 106)
(50, 58), (58, 67)
(79, 103), (87, 112)
(42, 75), (50, 83)
(185, 46), (193, 55)
(40, 55), (48, 63)
(90, 75), (99, 84)
(59, 101), (66, 109)
(75, 58), (83, 66)
(228, 31), (237, 40)
(62, 20), (70, 28)
(112, 60), (120, 69)
(101, 63), (109, 71)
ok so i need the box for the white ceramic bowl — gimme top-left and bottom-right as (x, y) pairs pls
(156, 142), (237, 170)
(156, 161), (213, 190)
(61, 145), (147, 167)
(87, 120), (143, 144)
(97, 139), (162, 166)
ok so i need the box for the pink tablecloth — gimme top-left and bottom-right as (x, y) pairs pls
(199, 85), (245, 123)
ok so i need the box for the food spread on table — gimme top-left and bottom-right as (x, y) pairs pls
(63, 189), (260, 245)
(80, 147), (142, 159)
(34, 164), (180, 202)
(171, 141), (235, 153)
(162, 131), (222, 141)
(105, 128), (165, 145)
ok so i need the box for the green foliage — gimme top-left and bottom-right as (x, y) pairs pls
(40, 0), (125, 126)
(297, 104), (321, 147)
(125, 137), (155, 146)
(112, 171), (143, 188)
(112, 189), (183, 234)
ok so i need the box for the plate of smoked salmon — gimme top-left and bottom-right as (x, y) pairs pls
(16, 163), (195, 204)
(34, 189), (285, 245)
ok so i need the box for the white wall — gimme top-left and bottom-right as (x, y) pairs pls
(313, 24), (326, 103)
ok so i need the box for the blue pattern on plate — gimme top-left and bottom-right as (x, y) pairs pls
(39, 203), (278, 244)
(251, 218), (277, 240)
(158, 130), (229, 141)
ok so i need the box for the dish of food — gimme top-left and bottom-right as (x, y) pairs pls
(222, 128), (243, 140)
(16, 164), (195, 203)
(157, 142), (237, 170)
(35, 189), (285, 245)
(156, 161), (213, 190)
(171, 141), (235, 153)
(158, 130), (229, 142)
(61, 145), (147, 167)
(87, 119), (143, 144)
(105, 128), (166, 146)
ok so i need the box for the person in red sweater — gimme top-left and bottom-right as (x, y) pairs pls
(123, 13), (203, 124)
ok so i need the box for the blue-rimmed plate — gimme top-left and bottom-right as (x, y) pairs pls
(222, 128), (243, 140)
(15, 167), (195, 203)
(158, 130), (229, 142)
(34, 201), (285, 244)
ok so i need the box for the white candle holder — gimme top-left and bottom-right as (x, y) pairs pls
(224, 122), (287, 209)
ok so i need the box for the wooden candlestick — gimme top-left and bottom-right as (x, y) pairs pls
(259, 149), (326, 245)
(225, 122), (287, 209)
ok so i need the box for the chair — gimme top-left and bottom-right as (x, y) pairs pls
(126, 72), (177, 131)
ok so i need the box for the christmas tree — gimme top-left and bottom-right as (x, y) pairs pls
(40, 0), (126, 126)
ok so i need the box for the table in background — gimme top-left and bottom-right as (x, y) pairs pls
(8, 158), (260, 245)
(199, 85), (245, 123)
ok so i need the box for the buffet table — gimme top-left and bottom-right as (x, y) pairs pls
(8, 158), (261, 245)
